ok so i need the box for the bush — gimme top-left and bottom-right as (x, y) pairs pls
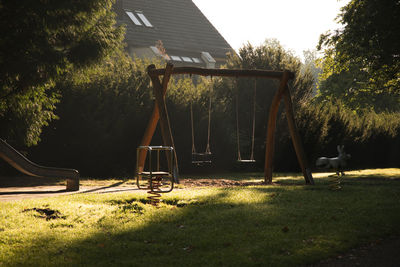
(284, 101), (400, 171)
(23, 41), (400, 178)
(28, 52), (154, 176)
(28, 52), (218, 176)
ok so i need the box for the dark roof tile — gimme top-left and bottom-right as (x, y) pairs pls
(116, 0), (233, 60)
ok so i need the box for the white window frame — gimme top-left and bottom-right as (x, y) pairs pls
(192, 58), (202, 63)
(136, 12), (153, 27)
(125, 11), (142, 26)
(181, 57), (193, 63)
(170, 56), (182, 62)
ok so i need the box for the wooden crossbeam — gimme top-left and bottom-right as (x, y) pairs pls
(148, 67), (295, 80)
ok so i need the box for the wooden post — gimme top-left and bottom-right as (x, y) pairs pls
(264, 71), (290, 183)
(147, 64), (177, 177)
(282, 86), (314, 184)
(137, 63), (174, 173)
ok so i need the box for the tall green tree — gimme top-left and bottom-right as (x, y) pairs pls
(302, 50), (322, 96)
(0, 0), (124, 146)
(216, 39), (315, 166)
(227, 39), (314, 106)
(317, 0), (400, 112)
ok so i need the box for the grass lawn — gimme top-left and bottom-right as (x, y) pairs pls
(0, 169), (399, 266)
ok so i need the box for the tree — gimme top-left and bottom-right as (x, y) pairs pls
(28, 53), (217, 176)
(317, 0), (400, 112)
(301, 50), (322, 96)
(226, 39), (314, 113)
(0, 0), (124, 146)
(219, 39), (315, 168)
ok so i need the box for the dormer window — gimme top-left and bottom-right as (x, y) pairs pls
(201, 52), (216, 68)
(125, 11), (153, 28)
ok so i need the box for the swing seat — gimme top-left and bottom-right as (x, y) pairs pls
(192, 152), (212, 165)
(237, 159), (256, 163)
(136, 146), (175, 193)
(138, 171), (171, 176)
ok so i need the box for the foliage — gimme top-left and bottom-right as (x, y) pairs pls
(29, 52), (153, 175)
(291, 100), (400, 170)
(317, 0), (400, 112)
(301, 50), (322, 95)
(227, 39), (314, 107)
(0, 0), (124, 146)
(1, 169), (400, 266)
(27, 40), (316, 175)
(0, 84), (59, 147)
(24, 39), (400, 176)
(29, 52), (213, 176)
(221, 39), (315, 166)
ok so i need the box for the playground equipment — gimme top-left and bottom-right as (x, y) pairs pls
(138, 62), (314, 185)
(136, 146), (175, 206)
(316, 145), (351, 190)
(190, 77), (212, 165)
(0, 138), (79, 191)
(235, 78), (257, 163)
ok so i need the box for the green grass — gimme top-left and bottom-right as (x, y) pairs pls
(1, 169), (400, 266)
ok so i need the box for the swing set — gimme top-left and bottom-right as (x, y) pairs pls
(137, 62), (314, 185)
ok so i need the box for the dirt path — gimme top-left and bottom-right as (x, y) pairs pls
(0, 176), (141, 201)
(0, 185), (142, 201)
(0, 176), (266, 201)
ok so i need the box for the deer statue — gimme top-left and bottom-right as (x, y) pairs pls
(316, 145), (351, 176)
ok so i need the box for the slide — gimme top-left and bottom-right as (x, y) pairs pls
(0, 138), (79, 191)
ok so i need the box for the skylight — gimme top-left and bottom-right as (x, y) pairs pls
(181, 57), (193, 63)
(136, 12), (153, 27)
(125, 11), (142, 26)
(170, 56), (182, 62)
(192, 58), (202, 63)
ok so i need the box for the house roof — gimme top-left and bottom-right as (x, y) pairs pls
(116, 0), (233, 62)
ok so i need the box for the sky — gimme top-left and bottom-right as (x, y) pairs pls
(192, 0), (350, 60)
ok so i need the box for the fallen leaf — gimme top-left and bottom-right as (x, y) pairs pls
(183, 246), (193, 252)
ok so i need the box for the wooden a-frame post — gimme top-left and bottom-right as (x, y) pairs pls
(264, 70), (314, 184)
(139, 63), (314, 185)
(264, 71), (291, 183)
(137, 63), (179, 182)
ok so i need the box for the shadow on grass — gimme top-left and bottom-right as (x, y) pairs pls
(5, 176), (400, 266)
(275, 174), (400, 187)
(0, 189), (68, 195)
(0, 175), (66, 187)
(77, 181), (128, 194)
(0, 181), (129, 197)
